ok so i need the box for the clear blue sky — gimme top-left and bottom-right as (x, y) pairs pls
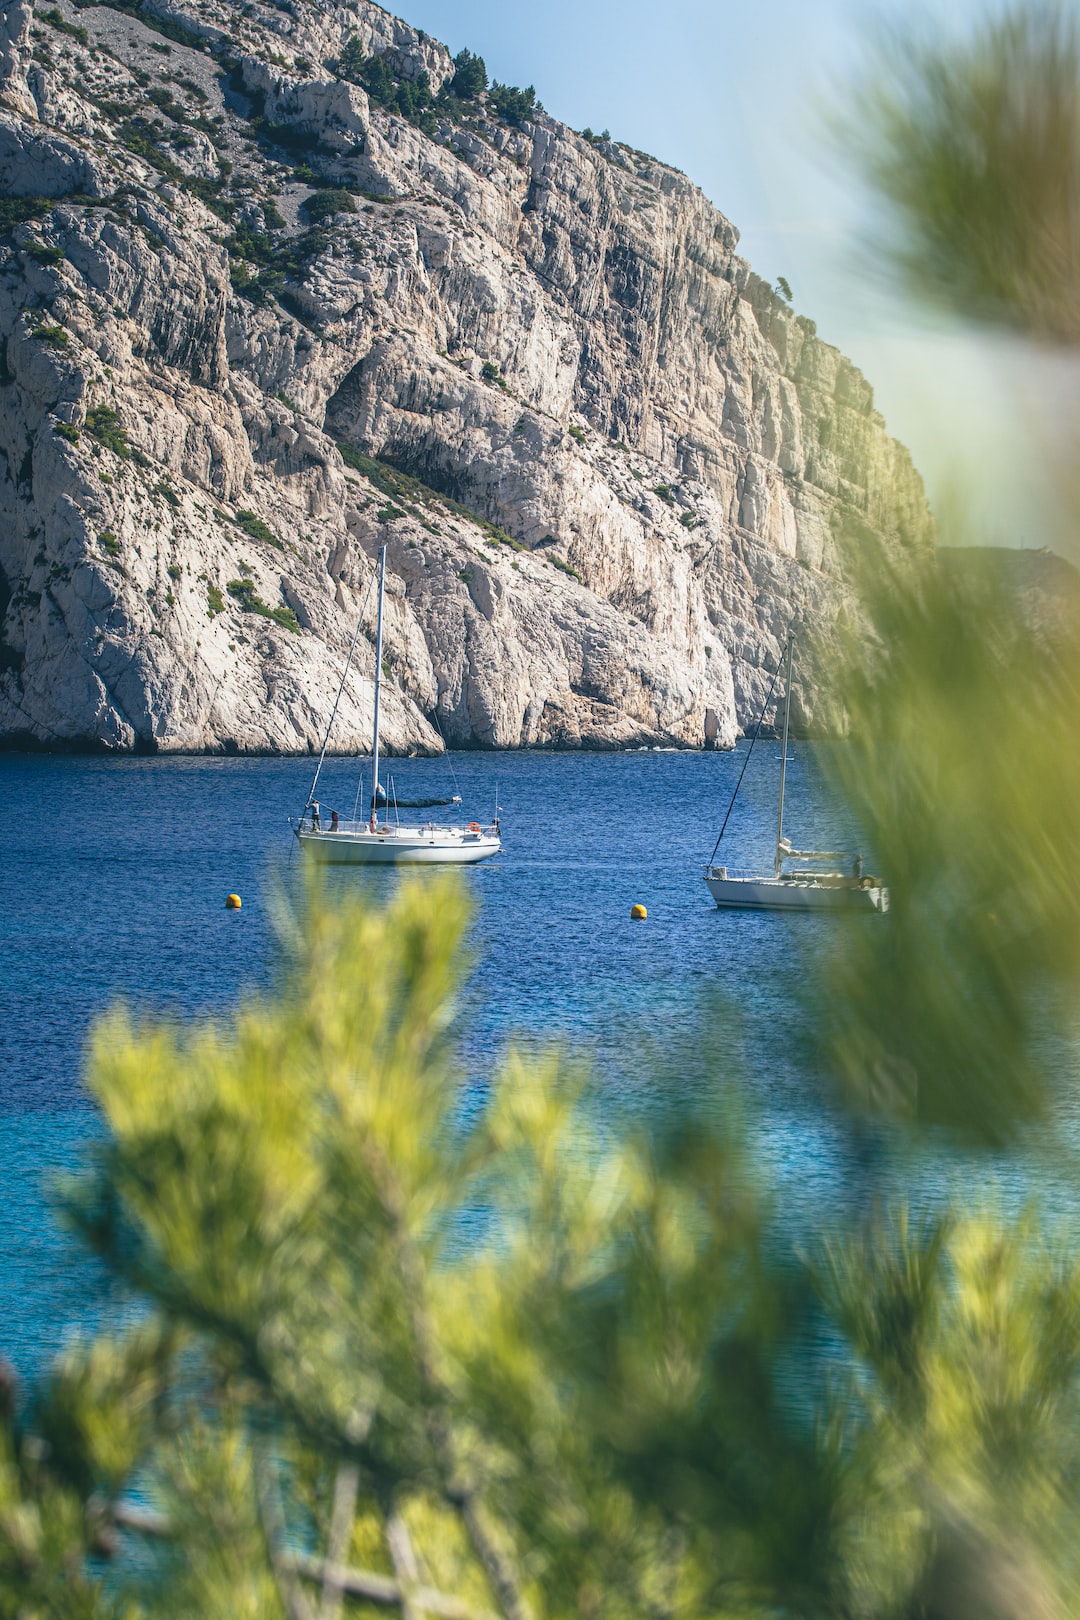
(400, 0), (1079, 553)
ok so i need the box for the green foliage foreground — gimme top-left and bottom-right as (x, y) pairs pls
(3, 849), (1080, 1619)
(840, 5), (1080, 341)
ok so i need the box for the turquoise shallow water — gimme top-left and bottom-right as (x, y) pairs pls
(0, 743), (940, 1381)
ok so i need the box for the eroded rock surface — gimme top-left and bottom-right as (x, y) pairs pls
(0, 0), (934, 753)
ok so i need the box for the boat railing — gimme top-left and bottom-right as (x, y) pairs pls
(707, 862), (865, 886)
(705, 865), (772, 881)
(296, 815), (500, 839)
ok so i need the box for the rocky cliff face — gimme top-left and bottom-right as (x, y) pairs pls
(940, 547), (1080, 648)
(0, 0), (934, 753)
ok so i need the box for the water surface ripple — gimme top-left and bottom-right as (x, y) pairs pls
(0, 745), (1023, 1380)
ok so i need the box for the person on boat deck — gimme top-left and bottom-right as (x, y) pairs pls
(312, 801), (321, 830)
(330, 810), (339, 832)
(852, 854), (863, 880)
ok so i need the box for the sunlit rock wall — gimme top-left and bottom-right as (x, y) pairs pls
(0, 0), (933, 752)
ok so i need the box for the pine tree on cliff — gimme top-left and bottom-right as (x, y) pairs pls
(450, 48), (487, 99)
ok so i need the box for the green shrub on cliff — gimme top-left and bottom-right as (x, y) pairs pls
(227, 223), (332, 308)
(488, 80), (538, 126)
(25, 240), (64, 266)
(232, 509), (282, 549)
(481, 359), (508, 389)
(336, 443), (527, 550)
(303, 188), (357, 224)
(336, 34), (532, 135)
(336, 35), (436, 133)
(336, 28), (365, 81)
(0, 197), (53, 234)
(450, 47), (487, 98)
(548, 552), (582, 582)
(84, 407), (131, 459)
(72, 0), (205, 52)
(42, 7), (88, 42)
(226, 576), (300, 632)
(30, 324), (68, 349)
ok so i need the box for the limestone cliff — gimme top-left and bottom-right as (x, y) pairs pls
(939, 546), (1080, 648)
(0, 0), (934, 753)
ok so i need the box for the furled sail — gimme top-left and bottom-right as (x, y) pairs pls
(375, 784), (462, 811)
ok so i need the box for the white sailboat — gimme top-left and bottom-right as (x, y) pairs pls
(292, 545), (501, 865)
(703, 637), (888, 912)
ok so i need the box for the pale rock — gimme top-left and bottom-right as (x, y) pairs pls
(0, 0), (36, 121)
(0, 0), (934, 756)
(0, 110), (108, 198)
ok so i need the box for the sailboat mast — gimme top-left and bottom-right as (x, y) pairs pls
(774, 635), (794, 877)
(369, 545), (386, 827)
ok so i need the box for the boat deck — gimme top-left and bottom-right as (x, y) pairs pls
(704, 866), (889, 912)
(295, 821), (501, 865)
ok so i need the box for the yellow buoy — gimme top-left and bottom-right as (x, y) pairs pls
(225, 893), (242, 910)
(630, 903), (647, 921)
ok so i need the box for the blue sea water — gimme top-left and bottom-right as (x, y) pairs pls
(0, 742), (1055, 1386)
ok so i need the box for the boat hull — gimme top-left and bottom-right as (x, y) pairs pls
(297, 826), (501, 865)
(704, 871), (888, 912)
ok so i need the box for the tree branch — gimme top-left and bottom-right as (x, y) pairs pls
(386, 1509), (423, 1620)
(290, 1553), (499, 1620)
(455, 1496), (531, 1620)
(320, 1462), (359, 1620)
(109, 1479), (499, 1620)
(366, 1149), (532, 1620)
(253, 1443), (318, 1620)
(111, 1501), (171, 1538)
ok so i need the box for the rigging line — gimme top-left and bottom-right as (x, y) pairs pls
(707, 638), (788, 869)
(301, 567), (377, 817)
(427, 698), (461, 800)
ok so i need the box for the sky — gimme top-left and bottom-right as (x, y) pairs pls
(398, 0), (1080, 555)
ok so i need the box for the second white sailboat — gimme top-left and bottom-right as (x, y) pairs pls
(703, 637), (887, 912)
